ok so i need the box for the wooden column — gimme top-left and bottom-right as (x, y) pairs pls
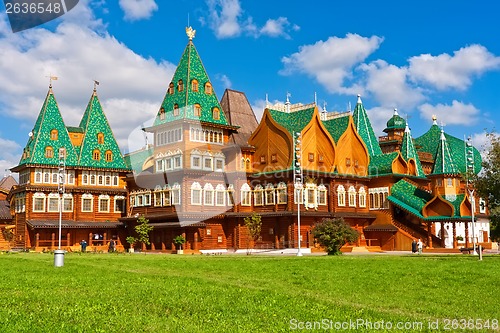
(51, 233), (55, 249)
(427, 222), (433, 249)
(452, 222), (457, 249)
(161, 230), (166, 251)
(35, 233), (39, 247)
(465, 222), (469, 247)
(89, 233), (93, 246)
(440, 223), (445, 247)
(193, 231), (198, 250)
(67, 233), (71, 247)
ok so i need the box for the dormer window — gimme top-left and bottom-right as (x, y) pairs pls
(191, 79), (199, 92)
(105, 150), (113, 162)
(93, 149), (101, 161)
(177, 79), (184, 92)
(205, 82), (212, 95)
(45, 146), (54, 158)
(159, 107), (165, 120)
(173, 104), (179, 116)
(212, 107), (220, 120)
(168, 82), (174, 94)
(50, 129), (58, 140)
(97, 132), (104, 144)
(194, 104), (201, 117)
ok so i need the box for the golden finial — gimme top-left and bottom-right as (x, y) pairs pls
(186, 26), (196, 40)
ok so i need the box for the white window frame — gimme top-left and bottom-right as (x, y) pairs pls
(82, 193), (94, 212)
(277, 182), (287, 204)
(35, 169), (42, 183)
(294, 184), (303, 204)
(241, 184), (251, 206)
(98, 194), (110, 212)
(348, 186), (356, 207)
(318, 184), (327, 206)
(191, 182), (202, 205)
(47, 193), (60, 212)
(358, 187), (366, 208)
(114, 195), (125, 213)
(215, 184), (226, 206)
(265, 184), (275, 205)
(204, 183), (214, 206)
(337, 185), (346, 207)
(254, 185), (264, 206)
(63, 193), (73, 212)
(33, 192), (46, 212)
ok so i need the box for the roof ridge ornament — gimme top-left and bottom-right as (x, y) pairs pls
(394, 108), (398, 116)
(186, 26), (196, 40)
(357, 94), (362, 104)
(432, 114), (438, 125)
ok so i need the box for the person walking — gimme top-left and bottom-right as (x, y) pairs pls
(80, 239), (87, 252)
(417, 239), (423, 254)
(411, 239), (417, 253)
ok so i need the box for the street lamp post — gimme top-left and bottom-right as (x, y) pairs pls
(294, 132), (303, 256)
(466, 137), (478, 255)
(54, 148), (66, 267)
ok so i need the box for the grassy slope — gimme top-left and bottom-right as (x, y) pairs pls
(0, 253), (498, 332)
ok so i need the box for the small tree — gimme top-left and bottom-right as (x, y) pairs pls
(135, 215), (153, 249)
(173, 235), (186, 250)
(312, 218), (359, 255)
(244, 212), (262, 252)
(126, 236), (136, 249)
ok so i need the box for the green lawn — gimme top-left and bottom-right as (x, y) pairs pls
(0, 253), (498, 332)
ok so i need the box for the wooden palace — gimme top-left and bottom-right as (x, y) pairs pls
(6, 27), (491, 252)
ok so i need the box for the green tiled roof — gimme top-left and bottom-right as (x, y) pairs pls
(18, 88), (79, 167)
(432, 130), (460, 175)
(352, 96), (383, 156)
(124, 146), (154, 173)
(369, 152), (398, 176)
(446, 194), (466, 218)
(322, 115), (350, 143)
(389, 179), (433, 216)
(153, 40), (228, 127)
(267, 107), (315, 135)
(384, 109), (406, 133)
(77, 91), (129, 170)
(400, 125), (425, 177)
(415, 124), (482, 174)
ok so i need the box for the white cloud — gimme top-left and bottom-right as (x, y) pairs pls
(408, 45), (500, 90)
(251, 99), (268, 123)
(418, 100), (480, 126)
(359, 59), (425, 110)
(259, 17), (298, 39)
(0, 136), (22, 173)
(205, 0), (298, 39)
(215, 74), (232, 90)
(0, 4), (175, 155)
(280, 34), (383, 94)
(119, 0), (158, 21)
(206, 0), (243, 38)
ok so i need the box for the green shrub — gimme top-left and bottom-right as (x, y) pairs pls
(311, 218), (359, 255)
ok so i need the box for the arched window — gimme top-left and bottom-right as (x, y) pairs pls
(98, 194), (110, 212)
(105, 150), (113, 162)
(50, 129), (58, 140)
(97, 132), (104, 144)
(254, 185), (264, 206)
(205, 82), (212, 95)
(177, 79), (184, 92)
(204, 183), (214, 206)
(93, 149), (101, 161)
(47, 193), (60, 212)
(241, 183), (251, 206)
(191, 79), (199, 92)
(212, 107), (220, 120)
(63, 193), (73, 212)
(81, 193), (93, 212)
(33, 192), (46, 212)
(318, 184), (327, 205)
(194, 104), (201, 117)
(348, 186), (356, 207)
(173, 103), (179, 116)
(337, 185), (346, 207)
(215, 184), (226, 206)
(277, 182), (287, 204)
(45, 146), (54, 158)
(171, 183), (181, 205)
(265, 184), (275, 205)
(168, 82), (174, 94)
(358, 187), (366, 208)
(159, 107), (165, 120)
(191, 182), (202, 205)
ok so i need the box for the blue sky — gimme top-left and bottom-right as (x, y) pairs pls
(1, 0), (499, 175)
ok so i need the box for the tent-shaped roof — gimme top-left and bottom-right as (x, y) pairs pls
(400, 124), (425, 177)
(352, 95), (382, 156)
(77, 89), (129, 170)
(16, 86), (79, 167)
(431, 129), (460, 176)
(153, 30), (229, 127)
(415, 120), (481, 174)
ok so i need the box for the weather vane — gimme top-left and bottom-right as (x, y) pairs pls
(186, 26), (196, 40)
(93, 80), (100, 91)
(46, 74), (58, 87)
